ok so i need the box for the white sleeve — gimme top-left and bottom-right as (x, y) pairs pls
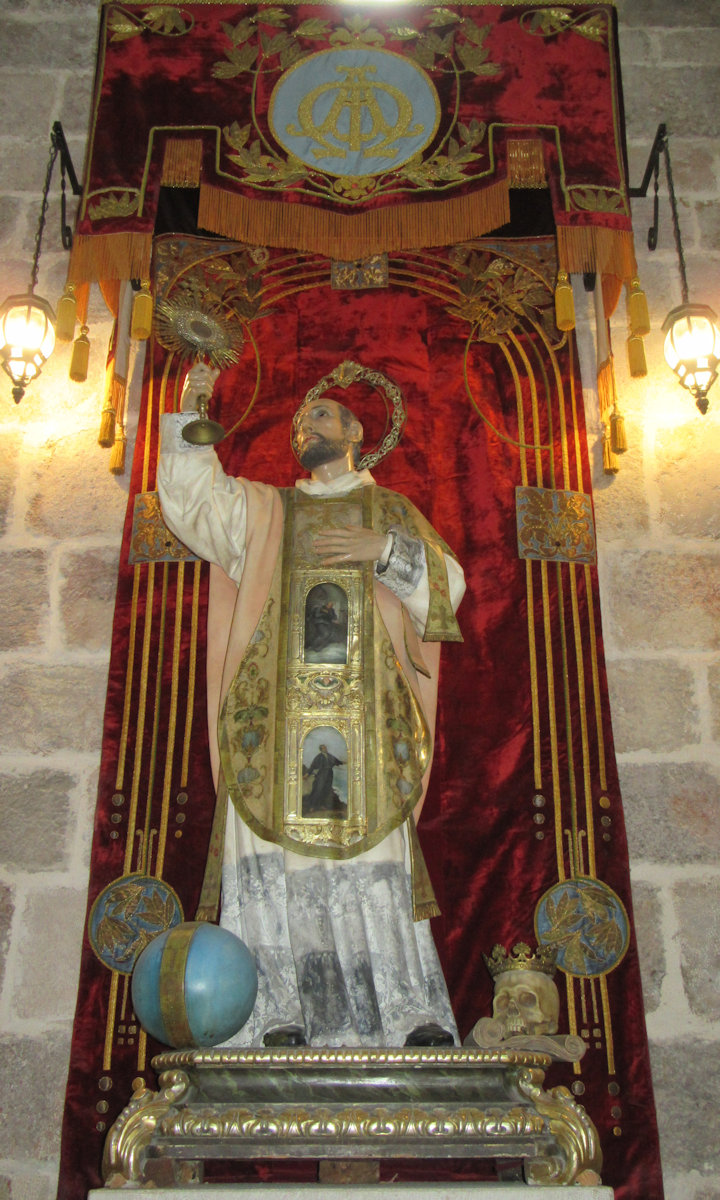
(156, 413), (248, 583)
(376, 527), (466, 635)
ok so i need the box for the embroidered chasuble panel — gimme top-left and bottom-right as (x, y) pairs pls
(70, 1), (635, 283)
(59, 234), (663, 1200)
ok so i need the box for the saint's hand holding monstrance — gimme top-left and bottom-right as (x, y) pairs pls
(157, 359), (465, 1048)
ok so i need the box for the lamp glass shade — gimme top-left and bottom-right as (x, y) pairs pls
(0, 292), (56, 395)
(662, 303), (720, 404)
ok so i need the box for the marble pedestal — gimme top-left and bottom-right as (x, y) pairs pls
(103, 1046), (603, 1189)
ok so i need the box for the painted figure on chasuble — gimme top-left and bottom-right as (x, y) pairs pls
(157, 363), (465, 1048)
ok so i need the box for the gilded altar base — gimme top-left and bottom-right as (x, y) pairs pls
(102, 1046), (602, 1189)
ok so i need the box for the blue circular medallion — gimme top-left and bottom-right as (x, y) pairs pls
(269, 48), (440, 177)
(534, 876), (629, 978)
(89, 874), (183, 975)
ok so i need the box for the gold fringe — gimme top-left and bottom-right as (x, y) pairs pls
(554, 270), (575, 331)
(602, 427), (619, 475)
(198, 180), (511, 261)
(557, 226), (636, 283)
(162, 138), (204, 188)
(68, 232), (153, 284)
(627, 332), (647, 378)
(610, 408), (627, 453)
(69, 326), (90, 383)
(507, 139), (546, 189)
(627, 277), (650, 337)
(109, 431), (127, 475)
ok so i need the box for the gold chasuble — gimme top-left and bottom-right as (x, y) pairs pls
(218, 485), (462, 863)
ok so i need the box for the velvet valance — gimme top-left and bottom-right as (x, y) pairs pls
(70, 1), (635, 282)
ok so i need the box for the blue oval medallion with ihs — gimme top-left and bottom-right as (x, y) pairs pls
(269, 48), (440, 177)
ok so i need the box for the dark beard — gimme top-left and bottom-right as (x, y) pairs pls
(296, 435), (348, 469)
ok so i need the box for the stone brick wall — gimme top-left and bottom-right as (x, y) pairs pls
(0, 1), (718, 1198)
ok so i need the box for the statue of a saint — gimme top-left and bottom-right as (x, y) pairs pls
(157, 363), (465, 1048)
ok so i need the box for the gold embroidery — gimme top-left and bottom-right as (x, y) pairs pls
(129, 491), (198, 563)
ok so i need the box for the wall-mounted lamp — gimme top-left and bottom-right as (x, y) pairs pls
(630, 123), (719, 415)
(0, 122), (81, 404)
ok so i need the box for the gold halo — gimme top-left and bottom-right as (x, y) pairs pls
(296, 359), (407, 470)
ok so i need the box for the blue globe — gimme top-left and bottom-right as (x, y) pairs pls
(132, 921), (258, 1048)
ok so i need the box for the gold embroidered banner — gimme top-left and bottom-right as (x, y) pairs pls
(70, 2), (635, 281)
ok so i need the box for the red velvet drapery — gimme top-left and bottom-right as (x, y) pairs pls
(58, 234), (663, 1200)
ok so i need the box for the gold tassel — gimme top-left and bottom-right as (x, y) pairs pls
(109, 431), (126, 475)
(98, 406), (116, 448)
(554, 270), (575, 331)
(627, 277), (650, 336)
(55, 284), (77, 342)
(603, 426), (619, 474)
(130, 282), (153, 341)
(69, 325), (90, 382)
(610, 408), (628, 454)
(627, 332), (648, 378)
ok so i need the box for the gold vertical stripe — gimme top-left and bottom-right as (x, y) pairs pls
(116, 568), (142, 791)
(500, 342), (529, 486)
(569, 564), (597, 878)
(556, 364), (571, 490)
(590, 976), (600, 1025)
(156, 560), (186, 880)
(579, 977), (588, 1027)
(509, 333), (543, 486)
(103, 972), (119, 1071)
(567, 331), (585, 494)
(526, 560), (542, 791)
(180, 561), (202, 787)
(142, 564), (169, 873)
(600, 974), (616, 1075)
(524, 330), (556, 491)
(565, 975), (580, 1076)
(137, 1029), (147, 1073)
(141, 339), (165, 494)
(584, 564), (608, 792)
(120, 973), (130, 1022)
(555, 563), (580, 878)
(540, 560), (565, 881)
(123, 563), (156, 875)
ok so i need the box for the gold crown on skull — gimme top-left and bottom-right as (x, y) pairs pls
(483, 941), (557, 979)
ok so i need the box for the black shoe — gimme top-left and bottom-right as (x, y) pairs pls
(263, 1025), (307, 1047)
(404, 1023), (455, 1047)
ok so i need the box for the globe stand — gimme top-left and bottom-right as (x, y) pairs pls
(102, 1046), (606, 1191)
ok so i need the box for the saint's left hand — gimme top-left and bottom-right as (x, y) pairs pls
(314, 526), (387, 565)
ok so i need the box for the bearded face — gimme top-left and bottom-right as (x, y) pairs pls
(295, 432), (349, 469)
(292, 399), (362, 470)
